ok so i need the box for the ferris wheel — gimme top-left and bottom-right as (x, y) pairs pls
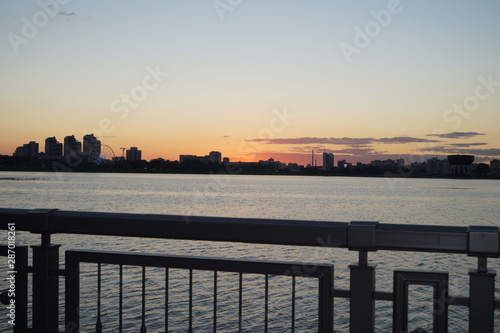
(89, 144), (115, 164)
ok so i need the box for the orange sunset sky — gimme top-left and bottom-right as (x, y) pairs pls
(1, 1), (499, 165)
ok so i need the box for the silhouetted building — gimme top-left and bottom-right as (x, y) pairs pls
(180, 155), (204, 163)
(426, 158), (450, 175)
(259, 158), (286, 170)
(180, 151), (224, 164)
(45, 137), (63, 158)
(13, 146), (28, 157)
(14, 141), (38, 158)
(209, 151), (222, 163)
(287, 163), (302, 172)
(64, 135), (82, 157)
(447, 155), (474, 175)
(83, 134), (101, 161)
(126, 147), (142, 161)
(322, 152), (334, 171)
(490, 159), (500, 175)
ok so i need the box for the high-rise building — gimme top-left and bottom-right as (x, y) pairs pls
(14, 141), (39, 158)
(83, 134), (101, 161)
(126, 147), (142, 161)
(208, 151), (222, 163)
(45, 137), (63, 158)
(426, 158), (450, 175)
(322, 152), (334, 171)
(64, 135), (82, 157)
(83, 134), (101, 154)
(491, 159), (500, 174)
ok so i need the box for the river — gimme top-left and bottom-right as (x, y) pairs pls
(0, 171), (499, 332)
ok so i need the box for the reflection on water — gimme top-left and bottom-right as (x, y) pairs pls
(0, 171), (499, 226)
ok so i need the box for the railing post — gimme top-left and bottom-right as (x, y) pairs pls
(467, 226), (499, 333)
(29, 209), (60, 333)
(348, 221), (378, 333)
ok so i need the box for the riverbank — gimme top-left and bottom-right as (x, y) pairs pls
(2, 155), (499, 179)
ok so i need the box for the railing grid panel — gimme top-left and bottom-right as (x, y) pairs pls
(393, 271), (449, 333)
(65, 249), (333, 333)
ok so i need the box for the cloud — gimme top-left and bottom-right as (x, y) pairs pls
(427, 132), (485, 139)
(290, 146), (324, 153)
(58, 11), (77, 16)
(448, 143), (487, 147)
(419, 146), (500, 157)
(377, 137), (441, 144)
(246, 136), (440, 146)
(290, 146), (381, 155)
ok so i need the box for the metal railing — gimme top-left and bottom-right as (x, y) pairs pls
(0, 208), (498, 332)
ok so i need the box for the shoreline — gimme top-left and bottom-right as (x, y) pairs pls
(1, 168), (499, 180)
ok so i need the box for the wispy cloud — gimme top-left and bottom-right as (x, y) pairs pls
(290, 146), (382, 155)
(246, 136), (441, 146)
(58, 11), (76, 16)
(448, 143), (488, 148)
(427, 132), (485, 139)
(419, 146), (500, 156)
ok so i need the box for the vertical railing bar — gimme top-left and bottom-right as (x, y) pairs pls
(189, 268), (193, 332)
(239, 272), (243, 332)
(119, 264), (123, 333)
(141, 266), (146, 333)
(291, 276), (295, 333)
(96, 263), (102, 333)
(265, 274), (269, 333)
(213, 271), (218, 333)
(165, 267), (169, 333)
(65, 251), (81, 333)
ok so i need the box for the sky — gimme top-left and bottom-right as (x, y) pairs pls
(1, 0), (499, 165)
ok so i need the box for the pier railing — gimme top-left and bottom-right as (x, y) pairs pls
(0, 208), (498, 332)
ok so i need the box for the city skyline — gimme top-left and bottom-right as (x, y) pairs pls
(1, 1), (499, 165)
(7, 132), (499, 169)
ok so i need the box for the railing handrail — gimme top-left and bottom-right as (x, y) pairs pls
(1, 208), (498, 257)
